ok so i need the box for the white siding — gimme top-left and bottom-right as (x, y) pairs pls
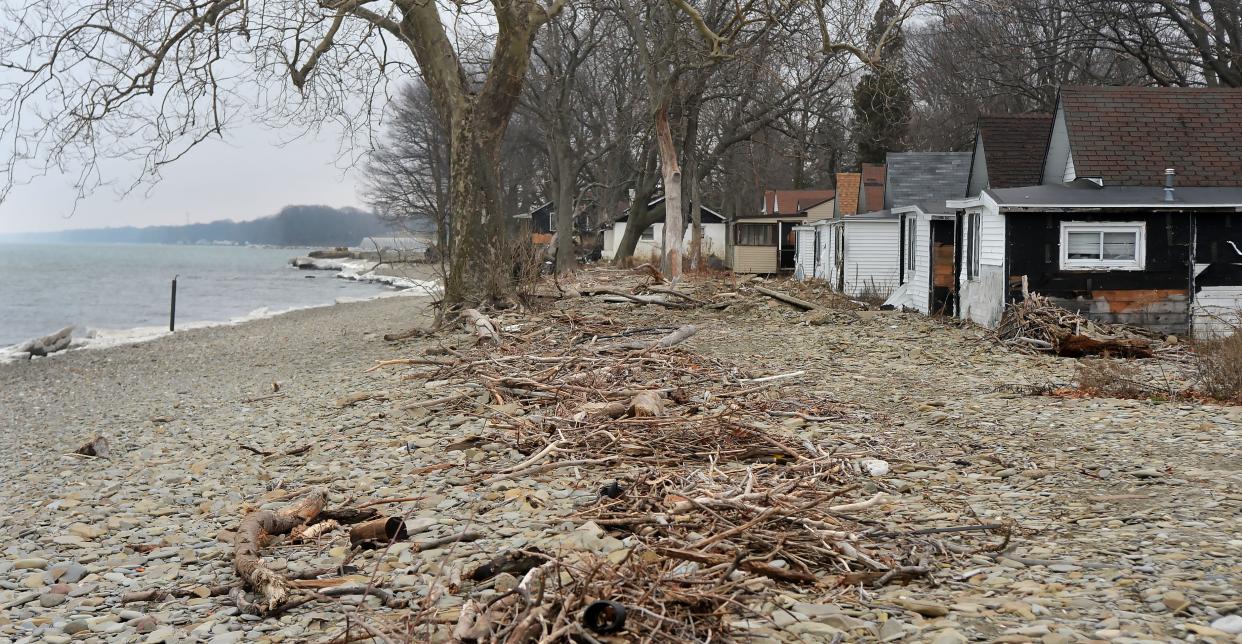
(906, 215), (932, 314)
(793, 227), (815, 280)
(841, 220), (900, 296)
(957, 205), (1007, 327)
(1043, 104), (1072, 185)
(814, 221), (833, 281)
(1193, 266), (1242, 338)
(602, 221), (727, 262)
(980, 208), (1005, 266)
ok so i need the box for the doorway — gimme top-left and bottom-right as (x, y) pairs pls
(930, 218), (957, 314)
(778, 221), (797, 271)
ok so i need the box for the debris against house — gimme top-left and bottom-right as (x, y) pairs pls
(324, 287), (1007, 641)
(992, 293), (1179, 358)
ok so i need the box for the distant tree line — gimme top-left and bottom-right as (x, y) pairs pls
(5, 205), (424, 247)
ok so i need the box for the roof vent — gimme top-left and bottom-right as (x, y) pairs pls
(1164, 168), (1175, 202)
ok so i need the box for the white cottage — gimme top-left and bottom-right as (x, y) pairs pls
(884, 152), (973, 314)
(601, 197), (727, 262)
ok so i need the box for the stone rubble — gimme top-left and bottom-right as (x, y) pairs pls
(0, 276), (1238, 642)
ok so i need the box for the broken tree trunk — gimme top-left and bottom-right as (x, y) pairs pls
(1056, 334), (1153, 359)
(234, 489), (326, 612)
(754, 286), (817, 311)
(655, 105), (684, 282)
(462, 308), (500, 344)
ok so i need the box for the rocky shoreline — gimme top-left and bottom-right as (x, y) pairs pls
(1, 274), (1239, 643)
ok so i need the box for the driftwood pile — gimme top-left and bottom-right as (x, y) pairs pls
(993, 293), (1160, 358)
(350, 301), (1002, 642)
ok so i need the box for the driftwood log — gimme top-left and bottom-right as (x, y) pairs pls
(462, 308), (500, 344)
(16, 326), (74, 359)
(753, 286), (817, 311)
(234, 489), (326, 612)
(1056, 334), (1153, 358)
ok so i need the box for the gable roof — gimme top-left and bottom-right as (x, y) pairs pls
(835, 173), (861, 216)
(762, 189), (836, 215)
(977, 113), (1053, 188)
(613, 195), (725, 224)
(860, 164), (886, 212)
(984, 184), (1242, 211)
(1059, 86), (1242, 187)
(885, 152), (972, 214)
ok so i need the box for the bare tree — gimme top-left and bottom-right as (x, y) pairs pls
(362, 83), (450, 248)
(0, 0), (565, 307)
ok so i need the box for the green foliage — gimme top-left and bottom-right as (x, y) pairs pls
(853, 0), (912, 165)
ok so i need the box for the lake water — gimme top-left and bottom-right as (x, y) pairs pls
(0, 243), (393, 347)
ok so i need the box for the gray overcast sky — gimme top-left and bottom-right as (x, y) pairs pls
(0, 122), (364, 235)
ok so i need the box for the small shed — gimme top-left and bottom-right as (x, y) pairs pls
(732, 190), (835, 274)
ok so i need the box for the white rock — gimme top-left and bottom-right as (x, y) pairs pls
(1211, 615), (1242, 635)
(860, 458), (890, 476)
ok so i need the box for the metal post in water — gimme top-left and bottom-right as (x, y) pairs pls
(170, 275), (178, 332)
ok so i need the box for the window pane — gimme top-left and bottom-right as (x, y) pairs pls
(1067, 232), (1101, 259)
(640, 226), (654, 240)
(1102, 232), (1137, 260)
(736, 223), (775, 245)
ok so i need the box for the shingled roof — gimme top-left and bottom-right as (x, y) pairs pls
(977, 113), (1053, 188)
(759, 189), (835, 216)
(885, 152), (972, 214)
(1060, 86), (1242, 187)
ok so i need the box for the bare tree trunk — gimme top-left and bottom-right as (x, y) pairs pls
(444, 108), (507, 307)
(655, 105), (683, 280)
(690, 172), (703, 269)
(551, 139), (576, 273)
(614, 197), (659, 262)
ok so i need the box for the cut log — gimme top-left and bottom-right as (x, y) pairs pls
(462, 308), (500, 344)
(234, 489), (326, 612)
(1056, 335), (1153, 359)
(627, 391), (666, 418)
(754, 286), (817, 311)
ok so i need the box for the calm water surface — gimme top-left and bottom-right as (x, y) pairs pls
(0, 243), (389, 345)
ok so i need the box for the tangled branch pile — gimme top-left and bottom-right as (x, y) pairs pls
(356, 301), (1000, 641)
(993, 293), (1162, 358)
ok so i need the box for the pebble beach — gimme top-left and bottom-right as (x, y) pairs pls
(0, 271), (1239, 643)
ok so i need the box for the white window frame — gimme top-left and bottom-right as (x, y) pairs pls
(967, 212), (981, 280)
(639, 225), (655, 241)
(906, 217), (917, 272)
(1058, 221), (1146, 271)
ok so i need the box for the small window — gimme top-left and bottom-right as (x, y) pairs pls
(1059, 222), (1145, 270)
(735, 223), (777, 246)
(906, 217), (917, 272)
(967, 213), (981, 279)
(813, 229), (822, 267)
(640, 225), (655, 241)
(547, 212), (556, 232)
